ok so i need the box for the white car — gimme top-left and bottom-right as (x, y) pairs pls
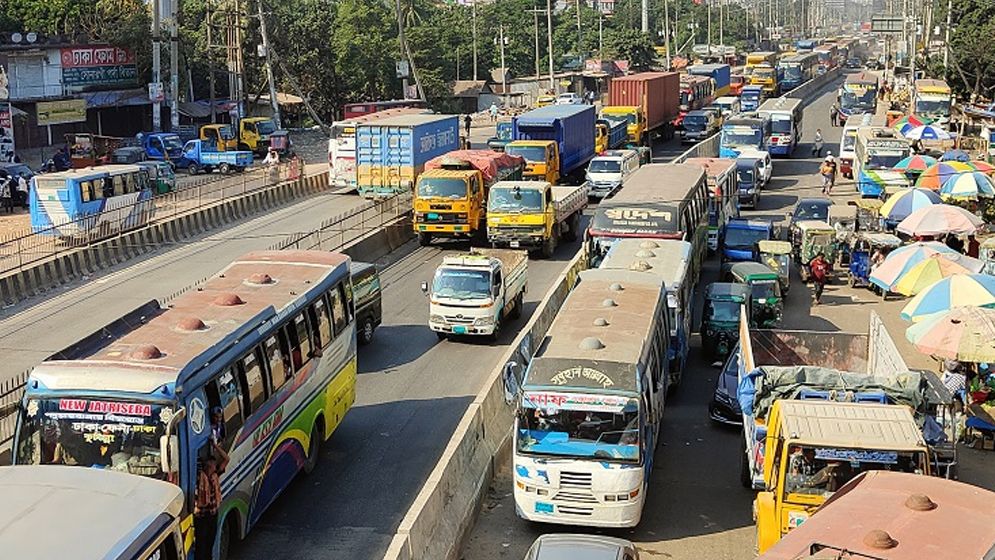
(739, 148), (772, 188)
(555, 92), (584, 105)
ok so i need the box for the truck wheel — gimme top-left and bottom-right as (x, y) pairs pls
(417, 232), (432, 246)
(238, 143), (251, 153)
(740, 439), (752, 488)
(219, 162), (232, 174)
(187, 163), (199, 175)
(510, 293), (523, 320)
(541, 236), (556, 259)
(358, 316), (375, 345)
(563, 213), (579, 242)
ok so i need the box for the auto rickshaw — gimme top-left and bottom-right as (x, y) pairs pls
(723, 261), (782, 328)
(847, 232), (902, 288)
(701, 282), (752, 360)
(828, 205), (858, 266)
(755, 240), (792, 294)
(137, 160), (176, 194)
(849, 198), (884, 232)
(982, 237), (995, 276)
(795, 220), (838, 282)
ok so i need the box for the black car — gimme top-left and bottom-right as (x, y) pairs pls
(845, 57), (863, 69)
(111, 146), (147, 164)
(788, 197), (832, 242)
(352, 262), (382, 345)
(709, 341), (742, 425)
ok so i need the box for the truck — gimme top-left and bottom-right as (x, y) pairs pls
(595, 118), (628, 154)
(412, 150), (524, 245)
(505, 105), (596, 185)
(136, 132), (184, 162)
(722, 218), (774, 262)
(327, 107), (428, 188)
(356, 114), (460, 198)
(689, 63), (732, 97)
(487, 121), (513, 151)
(749, 65), (780, 97)
(486, 180), (588, 258)
(200, 117), (287, 155)
(600, 72), (680, 146)
(913, 79), (953, 124)
(175, 139), (254, 174)
(421, 248), (528, 339)
(676, 74), (716, 127)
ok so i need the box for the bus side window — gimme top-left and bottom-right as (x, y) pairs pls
(206, 368), (243, 451)
(309, 299), (332, 348)
(329, 283), (348, 335)
(287, 313), (313, 371)
(79, 180), (94, 202)
(265, 334), (291, 391)
(238, 348), (267, 414)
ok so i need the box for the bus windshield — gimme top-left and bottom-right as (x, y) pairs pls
(432, 268), (492, 300)
(489, 188), (543, 212)
(722, 129), (762, 147)
(771, 117), (793, 134)
(783, 66), (803, 81)
(865, 149), (906, 169)
(915, 99), (951, 116)
(842, 131), (857, 152)
(16, 397), (171, 480)
(841, 90), (876, 111)
(505, 145), (546, 163)
(417, 177), (467, 199)
(517, 396), (640, 463)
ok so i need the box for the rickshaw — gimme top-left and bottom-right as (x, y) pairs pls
(795, 220), (838, 282)
(828, 205), (858, 265)
(850, 198), (884, 232)
(755, 240), (792, 294)
(723, 261), (783, 328)
(847, 232), (902, 288)
(137, 160), (176, 194)
(701, 283), (752, 361)
(982, 237), (995, 276)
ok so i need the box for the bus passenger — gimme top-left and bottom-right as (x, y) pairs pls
(196, 441), (229, 560)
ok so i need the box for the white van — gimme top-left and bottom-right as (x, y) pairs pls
(738, 148), (772, 188)
(714, 96), (742, 118)
(585, 149), (640, 198)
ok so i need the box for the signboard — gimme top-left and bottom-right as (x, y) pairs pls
(148, 82), (164, 103)
(0, 103), (13, 163)
(523, 391), (633, 413)
(871, 16), (903, 34)
(60, 46), (138, 91)
(395, 60), (409, 78)
(36, 99), (87, 126)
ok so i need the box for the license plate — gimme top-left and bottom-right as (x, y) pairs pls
(510, 241), (520, 248)
(428, 213), (440, 220)
(453, 326), (467, 334)
(535, 502), (554, 514)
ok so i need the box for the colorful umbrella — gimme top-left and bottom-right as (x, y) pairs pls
(939, 172), (995, 200)
(901, 272), (995, 321)
(893, 154), (938, 174)
(915, 162), (976, 190)
(869, 241), (960, 291)
(879, 187), (942, 221)
(896, 204), (984, 237)
(967, 160), (995, 174)
(906, 306), (995, 362)
(892, 114), (932, 135)
(892, 254), (973, 296)
(941, 149), (971, 162)
(904, 125), (953, 141)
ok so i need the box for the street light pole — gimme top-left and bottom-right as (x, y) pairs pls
(472, 0), (478, 81)
(546, 0), (555, 91)
(534, 7), (541, 79)
(152, 0), (161, 132)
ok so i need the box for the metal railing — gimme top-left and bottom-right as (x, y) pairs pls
(0, 370), (28, 451)
(0, 160), (309, 276)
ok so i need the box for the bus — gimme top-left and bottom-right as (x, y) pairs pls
(0, 466), (186, 559)
(913, 79), (953, 123)
(838, 71), (879, 125)
(327, 107), (428, 188)
(684, 157), (737, 253)
(757, 98), (803, 156)
(601, 238), (693, 381)
(795, 39), (818, 53)
(14, 250), (358, 559)
(778, 53), (818, 91)
(854, 128), (912, 197)
(587, 163), (709, 276)
(814, 44), (838, 74)
(30, 164), (154, 237)
(513, 268), (671, 528)
(719, 114), (770, 158)
(838, 112), (885, 179)
(342, 99), (427, 119)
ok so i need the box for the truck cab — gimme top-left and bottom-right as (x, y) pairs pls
(487, 180), (587, 257)
(505, 141), (560, 184)
(239, 117), (280, 154)
(487, 122), (513, 152)
(600, 106), (644, 146)
(140, 132), (183, 162)
(723, 217), (774, 262)
(199, 124), (238, 152)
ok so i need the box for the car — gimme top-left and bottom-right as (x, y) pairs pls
(351, 261), (382, 345)
(525, 534), (639, 560)
(555, 92), (583, 105)
(845, 57), (862, 69)
(709, 341), (742, 425)
(110, 146), (147, 164)
(535, 94), (556, 108)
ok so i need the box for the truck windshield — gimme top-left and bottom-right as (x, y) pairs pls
(162, 136), (184, 150)
(915, 99), (951, 116)
(219, 125), (236, 140)
(588, 160), (621, 173)
(705, 300), (741, 322)
(505, 145), (546, 163)
(16, 397), (171, 480)
(418, 177), (467, 199)
(725, 226), (768, 249)
(432, 268), (492, 300)
(784, 446), (925, 499)
(742, 91), (760, 101)
(517, 397), (640, 463)
(256, 120), (277, 135)
(754, 68), (775, 79)
(771, 117), (793, 134)
(489, 188), (543, 212)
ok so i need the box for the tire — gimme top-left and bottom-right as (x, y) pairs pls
(238, 143), (251, 153)
(417, 232), (431, 246)
(187, 163), (200, 175)
(510, 293), (523, 320)
(303, 422), (323, 475)
(358, 316), (375, 345)
(218, 516), (234, 560)
(541, 231), (556, 259)
(219, 162), (232, 174)
(563, 213), (579, 242)
(740, 439), (752, 488)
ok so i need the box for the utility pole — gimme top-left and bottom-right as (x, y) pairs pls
(575, 0), (582, 59)
(546, 0), (555, 91)
(497, 25), (508, 107)
(206, 0), (216, 123)
(719, 0), (724, 48)
(256, 0), (281, 129)
(152, 0), (162, 132)
(472, 1), (478, 81)
(641, 0), (648, 33)
(707, 0), (712, 50)
(169, 0), (179, 130)
(533, 7), (541, 79)
(943, 0), (952, 68)
(663, 0), (672, 69)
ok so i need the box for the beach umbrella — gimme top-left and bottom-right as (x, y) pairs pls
(967, 160), (995, 175)
(893, 154), (938, 175)
(906, 306), (995, 362)
(941, 149), (971, 162)
(939, 172), (995, 200)
(892, 254), (973, 296)
(893, 114), (932, 135)
(897, 204), (984, 237)
(901, 272), (995, 321)
(916, 162), (976, 190)
(879, 187), (942, 221)
(904, 125), (953, 141)
(869, 241), (960, 291)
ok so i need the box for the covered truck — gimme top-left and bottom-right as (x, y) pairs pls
(506, 105), (596, 185)
(356, 114), (460, 198)
(600, 72), (680, 146)
(689, 63), (732, 97)
(487, 180), (588, 258)
(413, 150), (524, 245)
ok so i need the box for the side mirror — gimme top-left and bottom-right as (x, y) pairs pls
(160, 434), (180, 474)
(502, 361), (522, 405)
(420, 281), (429, 294)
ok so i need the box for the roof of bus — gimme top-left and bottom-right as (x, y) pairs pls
(845, 71), (879, 85)
(757, 97), (803, 113)
(605, 163), (705, 207)
(0, 465), (183, 559)
(855, 127), (907, 142)
(34, 164), (145, 182)
(30, 250), (349, 394)
(526, 270), (667, 394)
(775, 400), (926, 450)
(600, 238), (691, 290)
(915, 78), (950, 91)
(759, 471), (995, 560)
(683, 157), (736, 179)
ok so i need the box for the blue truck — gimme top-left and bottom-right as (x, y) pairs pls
(176, 140), (254, 175)
(505, 104), (596, 184)
(596, 117), (628, 153)
(690, 63), (732, 97)
(137, 132), (184, 162)
(356, 114), (460, 198)
(721, 218), (775, 263)
(487, 122), (513, 151)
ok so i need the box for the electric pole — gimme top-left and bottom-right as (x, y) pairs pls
(256, 0), (281, 129)
(663, 0), (672, 69)
(546, 0), (555, 91)
(472, 0), (478, 81)
(575, 0), (582, 60)
(152, 0), (162, 132)
(169, 0), (179, 130)
(641, 0), (649, 33)
(497, 25), (508, 107)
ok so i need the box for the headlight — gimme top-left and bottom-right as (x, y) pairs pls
(430, 314), (445, 323)
(474, 316), (494, 326)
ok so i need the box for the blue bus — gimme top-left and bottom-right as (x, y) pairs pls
(719, 115), (770, 159)
(30, 164), (154, 236)
(778, 53), (819, 91)
(740, 85), (765, 112)
(14, 250), (358, 559)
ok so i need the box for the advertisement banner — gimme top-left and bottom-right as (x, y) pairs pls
(60, 46), (138, 91)
(0, 102), (14, 163)
(36, 99), (88, 126)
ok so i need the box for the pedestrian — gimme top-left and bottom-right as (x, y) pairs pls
(489, 102), (499, 122)
(463, 113), (472, 137)
(812, 129), (824, 157)
(263, 148), (279, 167)
(195, 441), (229, 560)
(829, 103), (839, 127)
(16, 174), (28, 209)
(946, 234), (965, 254)
(819, 155), (836, 195)
(968, 234), (981, 258)
(809, 252), (830, 305)
(0, 173), (13, 214)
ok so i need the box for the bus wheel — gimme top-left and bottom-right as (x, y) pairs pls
(218, 516), (236, 560)
(303, 422), (323, 475)
(359, 316), (375, 345)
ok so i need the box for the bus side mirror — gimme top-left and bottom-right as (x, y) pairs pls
(420, 281), (429, 294)
(160, 435), (180, 474)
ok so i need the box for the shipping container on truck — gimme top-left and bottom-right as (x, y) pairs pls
(356, 114), (460, 198)
(507, 105), (596, 184)
(689, 63), (732, 97)
(602, 71), (680, 145)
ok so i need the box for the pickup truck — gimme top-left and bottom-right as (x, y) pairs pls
(422, 248), (528, 339)
(722, 218), (774, 263)
(136, 132), (184, 162)
(486, 180), (588, 258)
(487, 122), (513, 152)
(176, 140), (254, 175)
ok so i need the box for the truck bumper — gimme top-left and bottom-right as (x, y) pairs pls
(489, 229), (545, 249)
(414, 223), (475, 237)
(429, 321), (495, 336)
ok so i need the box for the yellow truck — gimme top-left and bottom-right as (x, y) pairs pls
(913, 79), (953, 123)
(412, 150), (524, 246)
(200, 117), (285, 155)
(486, 181), (588, 258)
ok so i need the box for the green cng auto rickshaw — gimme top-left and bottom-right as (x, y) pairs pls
(850, 198), (884, 232)
(828, 205), (858, 266)
(724, 261), (782, 328)
(755, 239), (792, 294)
(795, 220), (838, 282)
(701, 282), (752, 360)
(138, 160), (176, 194)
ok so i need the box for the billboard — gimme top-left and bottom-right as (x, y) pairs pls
(0, 64), (12, 163)
(37, 99), (88, 126)
(60, 46), (138, 92)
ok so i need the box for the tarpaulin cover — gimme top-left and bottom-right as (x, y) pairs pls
(424, 149), (524, 182)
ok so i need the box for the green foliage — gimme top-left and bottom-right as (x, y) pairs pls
(603, 28), (655, 70)
(943, 0), (995, 99)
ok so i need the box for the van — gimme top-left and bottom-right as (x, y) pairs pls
(714, 96), (741, 117)
(352, 262), (383, 344)
(735, 156), (763, 208)
(739, 148), (772, 188)
(585, 149), (640, 199)
(681, 110), (719, 144)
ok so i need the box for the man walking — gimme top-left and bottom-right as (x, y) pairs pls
(829, 103), (839, 127)
(463, 113), (472, 137)
(809, 252), (830, 305)
(812, 128), (824, 157)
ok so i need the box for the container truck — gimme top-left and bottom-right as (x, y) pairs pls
(328, 107), (427, 189)
(595, 118), (628, 154)
(412, 150), (524, 245)
(356, 114), (460, 198)
(486, 180), (588, 258)
(689, 63), (732, 97)
(421, 248), (528, 339)
(600, 72), (680, 146)
(505, 105), (596, 185)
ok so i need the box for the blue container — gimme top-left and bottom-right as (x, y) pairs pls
(356, 114), (460, 197)
(690, 64), (731, 97)
(512, 105), (596, 178)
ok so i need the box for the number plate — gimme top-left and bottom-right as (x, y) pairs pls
(428, 213), (440, 220)
(453, 326), (467, 334)
(510, 241), (520, 248)
(535, 502), (554, 514)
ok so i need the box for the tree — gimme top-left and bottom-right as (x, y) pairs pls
(604, 28), (656, 70)
(942, 0), (995, 100)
